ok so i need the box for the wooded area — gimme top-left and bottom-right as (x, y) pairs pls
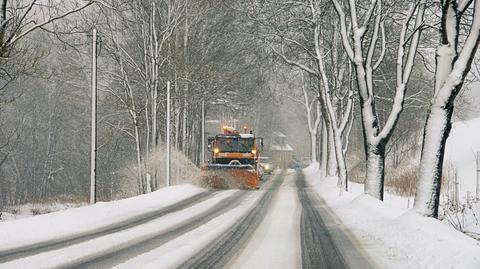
(1, 0), (479, 219)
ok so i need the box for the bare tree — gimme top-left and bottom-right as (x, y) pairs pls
(0, 1), (95, 179)
(255, 0), (354, 187)
(331, 0), (426, 199)
(280, 71), (322, 163)
(414, 0), (480, 218)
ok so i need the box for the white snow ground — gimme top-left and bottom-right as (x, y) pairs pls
(0, 184), (204, 255)
(114, 170), (303, 269)
(443, 117), (480, 241)
(0, 202), (88, 221)
(227, 171), (302, 269)
(304, 164), (480, 269)
(2, 161), (478, 269)
(113, 190), (265, 269)
(0, 189), (238, 269)
(445, 117), (480, 200)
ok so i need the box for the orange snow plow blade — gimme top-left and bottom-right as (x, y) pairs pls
(200, 164), (259, 189)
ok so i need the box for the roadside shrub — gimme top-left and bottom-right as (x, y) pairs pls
(30, 207), (42, 215)
(385, 165), (417, 197)
(116, 147), (201, 199)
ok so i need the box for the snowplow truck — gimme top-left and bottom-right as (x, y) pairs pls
(201, 126), (263, 189)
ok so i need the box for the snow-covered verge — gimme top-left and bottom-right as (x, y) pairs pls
(0, 184), (204, 255)
(0, 190), (237, 269)
(304, 164), (480, 269)
(1, 148), (202, 222)
(0, 202), (87, 222)
(445, 117), (480, 200)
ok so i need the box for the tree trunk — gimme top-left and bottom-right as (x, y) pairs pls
(364, 142), (386, 200)
(182, 106), (187, 152)
(332, 126), (348, 191)
(327, 125), (337, 176)
(414, 100), (454, 217)
(320, 121), (328, 178)
(144, 99), (150, 174)
(132, 114), (144, 194)
(174, 100), (180, 150)
(152, 83), (158, 190)
(414, 0), (480, 217)
(310, 131), (317, 163)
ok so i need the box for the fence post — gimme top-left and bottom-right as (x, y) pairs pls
(476, 151), (480, 201)
(454, 168), (459, 209)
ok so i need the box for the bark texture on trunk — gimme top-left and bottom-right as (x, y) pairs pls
(414, 104), (453, 217)
(364, 142), (386, 200)
(320, 121), (328, 178)
(327, 125), (337, 176)
(310, 132), (317, 163)
(414, 0), (480, 217)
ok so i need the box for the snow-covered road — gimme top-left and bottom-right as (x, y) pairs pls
(226, 171), (302, 269)
(0, 170), (375, 269)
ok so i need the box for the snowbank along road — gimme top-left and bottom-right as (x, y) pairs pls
(0, 170), (376, 269)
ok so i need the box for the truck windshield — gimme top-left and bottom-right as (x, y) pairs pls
(217, 137), (254, 153)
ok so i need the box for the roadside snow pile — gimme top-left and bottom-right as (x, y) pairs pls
(1, 190), (237, 269)
(0, 212), (15, 221)
(303, 162), (319, 175)
(304, 164), (480, 269)
(0, 184), (204, 255)
(1, 202), (87, 222)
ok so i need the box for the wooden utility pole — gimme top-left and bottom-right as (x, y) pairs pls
(166, 81), (171, 187)
(201, 100), (205, 164)
(90, 28), (97, 204)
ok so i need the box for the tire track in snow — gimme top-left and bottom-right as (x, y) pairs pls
(0, 191), (215, 264)
(178, 170), (286, 269)
(297, 171), (347, 269)
(226, 171), (302, 269)
(297, 170), (374, 269)
(68, 190), (252, 269)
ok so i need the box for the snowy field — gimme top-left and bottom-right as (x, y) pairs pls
(445, 117), (480, 201)
(304, 164), (480, 269)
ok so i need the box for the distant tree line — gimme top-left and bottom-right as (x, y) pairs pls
(0, 0), (277, 207)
